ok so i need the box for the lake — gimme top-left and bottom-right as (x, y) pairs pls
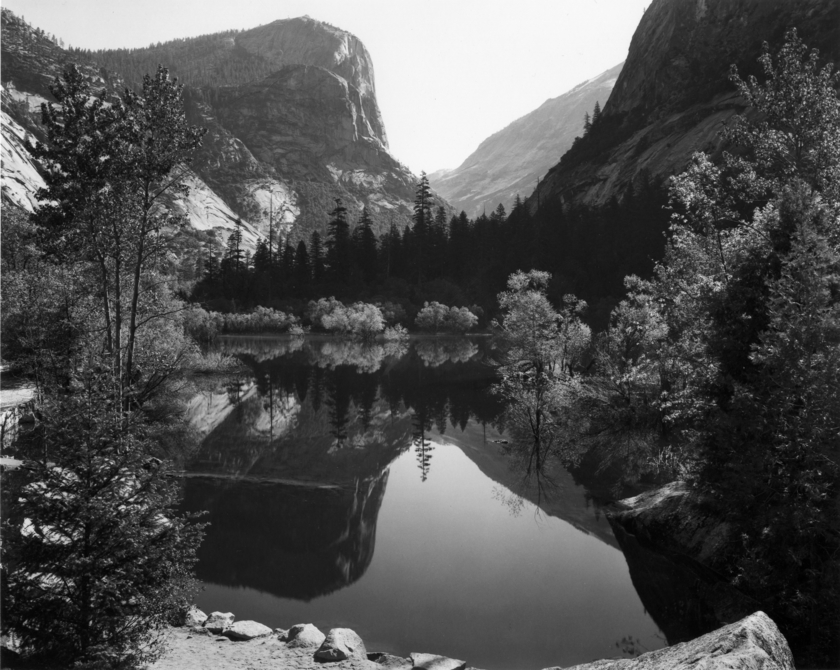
(180, 335), (668, 669)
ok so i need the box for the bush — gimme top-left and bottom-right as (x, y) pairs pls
(415, 302), (479, 333)
(307, 298), (385, 340)
(383, 325), (410, 341)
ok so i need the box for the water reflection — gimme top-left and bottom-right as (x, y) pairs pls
(181, 473), (388, 600)
(183, 336), (504, 601)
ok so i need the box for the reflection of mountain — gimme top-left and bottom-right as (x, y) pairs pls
(181, 471), (388, 601)
(442, 422), (619, 550)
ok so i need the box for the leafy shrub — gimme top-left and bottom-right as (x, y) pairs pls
(415, 302), (479, 333)
(383, 325), (410, 341)
(307, 298), (385, 340)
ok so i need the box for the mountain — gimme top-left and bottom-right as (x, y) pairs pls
(527, 0), (839, 212)
(0, 10), (446, 256)
(429, 63), (622, 218)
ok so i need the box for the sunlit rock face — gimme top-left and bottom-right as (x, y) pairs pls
(429, 63), (622, 219)
(527, 0), (840, 211)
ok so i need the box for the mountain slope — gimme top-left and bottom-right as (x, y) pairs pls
(1, 11), (445, 257)
(430, 63), (622, 218)
(527, 0), (839, 211)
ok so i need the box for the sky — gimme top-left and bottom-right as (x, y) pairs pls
(2, 0), (650, 174)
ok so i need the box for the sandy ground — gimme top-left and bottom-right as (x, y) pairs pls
(150, 627), (383, 670)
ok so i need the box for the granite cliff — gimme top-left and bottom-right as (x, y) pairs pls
(430, 63), (622, 218)
(0, 11), (444, 255)
(527, 0), (840, 212)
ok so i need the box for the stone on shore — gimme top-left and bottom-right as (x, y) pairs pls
(285, 623), (326, 649)
(183, 606), (208, 628)
(409, 652), (467, 670)
(223, 620), (273, 641)
(368, 651), (413, 669)
(314, 627), (367, 661)
(203, 611), (235, 634)
(542, 611), (793, 670)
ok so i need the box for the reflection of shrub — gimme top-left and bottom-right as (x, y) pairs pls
(415, 302), (479, 333)
(383, 325), (409, 341)
(415, 339), (479, 367)
(307, 298), (385, 340)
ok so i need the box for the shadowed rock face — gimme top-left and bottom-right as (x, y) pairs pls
(527, 0), (840, 211)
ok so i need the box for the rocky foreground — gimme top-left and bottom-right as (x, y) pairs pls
(151, 607), (793, 670)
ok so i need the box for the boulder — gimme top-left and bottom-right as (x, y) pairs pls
(368, 652), (413, 669)
(608, 482), (730, 568)
(203, 611), (235, 634)
(285, 623), (326, 649)
(542, 611), (793, 670)
(183, 605), (208, 628)
(409, 652), (467, 670)
(275, 628), (289, 640)
(315, 627), (367, 661)
(224, 620), (273, 641)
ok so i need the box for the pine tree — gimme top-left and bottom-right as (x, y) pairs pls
(325, 199), (351, 283)
(355, 206), (378, 284)
(413, 172), (433, 285)
(310, 230), (325, 284)
(583, 111), (592, 135)
(592, 100), (602, 126)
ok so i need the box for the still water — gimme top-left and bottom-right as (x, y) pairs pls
(181, 336), (666, 670)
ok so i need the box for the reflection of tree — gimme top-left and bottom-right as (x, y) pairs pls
(412, 405), (434, 483)
(326, 368), (352, 448)
(311, 340), (385, 373)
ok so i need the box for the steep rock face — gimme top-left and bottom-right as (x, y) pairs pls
(528, 0), (840, 211)
(235, 17), (387, 148)
(431, 63), (622, 218)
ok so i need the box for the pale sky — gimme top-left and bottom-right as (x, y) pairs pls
(2, 0), (649, 173)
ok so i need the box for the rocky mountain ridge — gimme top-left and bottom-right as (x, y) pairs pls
(526, 0), (840, 212)
(0, 10), (444, 256)
(430, 62), (622, 218)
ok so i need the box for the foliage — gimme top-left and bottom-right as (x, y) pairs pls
(606, 31), (840, 664)
(1, 372), (204, 668)
(306, 298), (385, 340)
(415, 302), (479, 333)
(493, 271), (591, 474)
(30, 63), (205, 400)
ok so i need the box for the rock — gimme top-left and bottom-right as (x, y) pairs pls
(275, 628), (289, 640)
(410, 652), (467, 670)
(368, 652), (413, 669)
(285, 623), (326, 649)
(224, 620), (273, 641)
(314, 627), (367, 661)
(608, 482), (730, 569)
(189, 626), (212, 636)
(183, 605), (208, 627)
(541, 611), (793, 670)
(203, 611), (235, 634)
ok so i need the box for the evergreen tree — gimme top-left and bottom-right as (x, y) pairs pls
(294, 240), (311, 289)
(325, 199), (351, 283)
(592, 100), (602, 126)
(355, 206), (378, 284)
(413, 172), (433, 284)
(310, 230), (325, 284)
